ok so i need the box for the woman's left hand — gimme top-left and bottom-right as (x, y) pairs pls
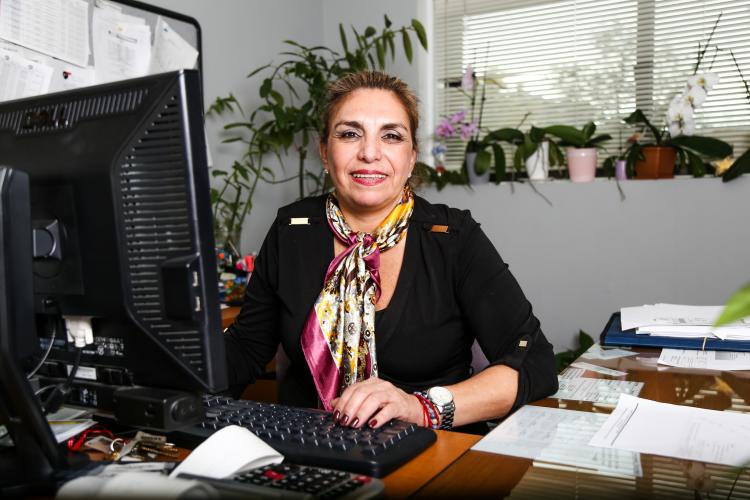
(330, 377), (423, 429)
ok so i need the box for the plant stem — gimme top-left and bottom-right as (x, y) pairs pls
(298, 147), (307, 199)
(693, 12), (722, 75)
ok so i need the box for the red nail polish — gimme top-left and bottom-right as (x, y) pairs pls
(351, 417), (359, 427)
(369, 419), (377, 428)
(333, 410), (340, 422)
(340, 414), (349, 425)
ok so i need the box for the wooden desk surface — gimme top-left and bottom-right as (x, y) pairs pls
(417, 346), (750, 499)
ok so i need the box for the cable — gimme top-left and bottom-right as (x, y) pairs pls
(41, 346), (82, 415)
(26, 314), (58, 379)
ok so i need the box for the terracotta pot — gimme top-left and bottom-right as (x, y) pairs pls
(567, 147), (597, 183)
(635, 146), (677, 179)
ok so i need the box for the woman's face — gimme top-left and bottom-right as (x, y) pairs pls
(321, 88), (416, 217)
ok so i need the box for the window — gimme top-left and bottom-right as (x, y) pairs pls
(433, 0), (750, 172)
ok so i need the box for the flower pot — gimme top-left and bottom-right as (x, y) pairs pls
(465, 152), (490, 185)
(615, 159), (627, 180)
(635, 146), (676, 179)
(525, 141), (550, 180)
(567, 147), (597, 183)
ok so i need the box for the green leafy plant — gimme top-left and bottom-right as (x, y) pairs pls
(208, 16), (428, 252)
(714, 283), (750, 327)
(555, 330), (594, 373)
(544, 122), (612, 149)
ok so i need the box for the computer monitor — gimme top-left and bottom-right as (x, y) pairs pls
(0, 70), (227, 491)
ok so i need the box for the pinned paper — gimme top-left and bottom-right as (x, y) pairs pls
(92, 6), (151, 83)
(0, 0), (89, 68)
(150, 17), (199, 73)
(0, 51), (53, 101)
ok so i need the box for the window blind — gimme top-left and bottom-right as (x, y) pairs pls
(433, 0), (750, 173)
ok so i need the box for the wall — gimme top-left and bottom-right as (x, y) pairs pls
(145, 0), (323, 253)
(423, 176), (750, 350)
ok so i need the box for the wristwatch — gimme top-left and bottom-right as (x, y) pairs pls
(426, 386), (455, 430)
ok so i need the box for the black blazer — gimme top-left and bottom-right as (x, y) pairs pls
(225, 195), (558, 422)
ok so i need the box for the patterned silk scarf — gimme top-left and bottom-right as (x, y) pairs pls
(301, 187), (414, 410)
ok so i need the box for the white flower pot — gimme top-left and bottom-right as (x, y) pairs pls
(525, 141), (549, 180)
(465, 152), (490, 185)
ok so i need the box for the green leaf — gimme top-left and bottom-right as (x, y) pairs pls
(386, 32), (396, 61)
(384, 14), (392, 28)
(602, 156), (615, 178)
(669, 135), (732, 159)
(582, 121), (596, 141)
(411, 19), (428, 49)
(684, 149), (706, 177)
(714, 283), (750, 327)
(339, 23), (348, 52)
(211, 170), (228, 177)
(492, 144), (505, 184)
(221, 137), (243, 144)
(375, 39), (385, 69)
(625, 143), (642, 177)
(247, 63), (271, 79)
(259, 78), (272, 98)
(588, 134), (612, 147)
(401, 30), (413, 63)
(722, 147), (750, 182)
(529, 126), (546, 144)
(624, 109), (661, 144)
(513, 145), (524, 170)
(364, 26), (376, 38)
(548, 141), (566, 166)
(486, 128), (523, 143)
(475, 149), (492, 175)
(268, 90), (284, 106)
(544, 125), (585, 148)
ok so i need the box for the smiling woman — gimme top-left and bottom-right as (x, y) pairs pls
(224, 71), (558, 434)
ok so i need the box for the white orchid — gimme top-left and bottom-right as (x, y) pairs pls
(687, 72), (719, 92)
(685, 85), (708, 107)
(667, 95), (695, 137)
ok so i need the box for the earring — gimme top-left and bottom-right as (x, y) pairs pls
(324, 169), (329, 175)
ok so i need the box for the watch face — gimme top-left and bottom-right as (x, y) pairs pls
(428, 386), (453, 406)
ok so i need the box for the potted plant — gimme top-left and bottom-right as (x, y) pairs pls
(544, 122), (612, 183)
(622, 108), (732, 179)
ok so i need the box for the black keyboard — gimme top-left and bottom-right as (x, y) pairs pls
(178, 462), (384, 499)
(170, 395), (436, 477)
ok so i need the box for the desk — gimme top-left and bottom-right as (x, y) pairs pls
(415, 346), (750, 499)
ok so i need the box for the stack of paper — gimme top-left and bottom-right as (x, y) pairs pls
(621, 303), (750, 341)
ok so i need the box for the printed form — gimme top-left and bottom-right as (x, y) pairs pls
(473, 406), (642, 477)
(590, 394), (750, 468)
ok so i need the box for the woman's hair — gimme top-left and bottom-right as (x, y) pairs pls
(320, 71), (419, 151)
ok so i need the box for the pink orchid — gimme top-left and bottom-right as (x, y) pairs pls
(460, 121), (479, 141)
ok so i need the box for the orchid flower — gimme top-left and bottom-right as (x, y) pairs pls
(685, 85), (707, 108)
(687, 72), (719, 92)
(461, 64), (475, 92)
(435, 117), (457, 139)
(460, 121), (479, 141)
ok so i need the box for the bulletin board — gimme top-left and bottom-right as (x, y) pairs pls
(0, 0), (201, 102)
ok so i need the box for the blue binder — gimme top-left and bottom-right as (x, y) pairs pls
(600, 312), (750, 352)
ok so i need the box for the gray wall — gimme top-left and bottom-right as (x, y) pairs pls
(146, 1), (750, 351)
(424, 177), (750, 350)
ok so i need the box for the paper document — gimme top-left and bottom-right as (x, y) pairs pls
(473, 406), (642, 477)
(149, 17), (198, 73)
(658, 349), (750, 371)
(581, 343), (634, 361)
(0, 0), (89, 68)
(552, 377), (643, 405)
(559, 367), (585, 379)
(46, 406), (96, 443)
(0, 50), (53, 101)
(92, 6), (151, 83)
(590, 394), (750, 468)
(170, 425), (283, 479)
(570, 361), (627, 377)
